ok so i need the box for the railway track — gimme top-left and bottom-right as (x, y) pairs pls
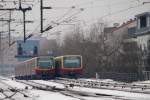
(54, 78), (150, 94)
(16, 80), (128, 100)
(2, 77), (150, 100)
(0, 78), (31, 100)
(16, 80), (64, 91)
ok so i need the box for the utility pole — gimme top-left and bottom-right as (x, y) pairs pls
(7, 11), (16, 46)
(40, 0), (43, 33)
(0, 4), (32, 42)
(0, 30), (1, 74)
(0, 17), (15, 46)
(0, 18), (4, 74)
(0, 14), (32, 47)
(0, 0), (32, 42)
(40, 0), (52, 33)
(19, 0), (32, 42)
(8, 11), (11, 46)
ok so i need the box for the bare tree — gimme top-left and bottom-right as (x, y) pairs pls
(39, 39), (60, 56)
(60, 21), (142, 78)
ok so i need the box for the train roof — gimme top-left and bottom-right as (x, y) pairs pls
(17, 56), (54, 64)
(55, 55), (82, 59)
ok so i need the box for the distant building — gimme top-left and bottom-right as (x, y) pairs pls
(111, 18), (142, 80)
(15, 40), (39, 61)
(128, 12), (150, 80)
(15, 38), (59, 61)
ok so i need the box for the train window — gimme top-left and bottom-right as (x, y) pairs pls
(140, 15), (147, 28)
(63, 56), (81, 68)
(37, 58), (54, 69)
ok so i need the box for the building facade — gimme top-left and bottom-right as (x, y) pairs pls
(15, 39), (39, 61)
(129, 12), (150, 80)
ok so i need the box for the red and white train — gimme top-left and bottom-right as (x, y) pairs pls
(15, 55), (82, 79)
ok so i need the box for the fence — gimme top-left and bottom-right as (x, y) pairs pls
(143, 71), (150, 80)
(98, 72), (138, 82)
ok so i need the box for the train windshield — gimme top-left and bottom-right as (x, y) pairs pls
(37, 57), (54, 69)
(63, 56), (81, 68)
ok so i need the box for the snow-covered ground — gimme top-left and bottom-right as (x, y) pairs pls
(32, 80), (65, 89)
(68, 86), (150, 100)
(0, 76), (150, 100)
(0, 77), (115, 100)
(0, 78), (80, 100)
(79, 78), (115, 83)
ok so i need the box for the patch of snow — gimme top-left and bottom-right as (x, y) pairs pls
(1, 79), (32, 89)
(79, 78), (116, 83)
(69, 86), (150, 100)
(32, 80), (65, 89)
(29, 90), (79, 100)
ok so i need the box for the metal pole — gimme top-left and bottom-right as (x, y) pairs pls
(0, 31), (1, 75)
(8, 10), (11, 46)
(40, 0), (43, 33)
(23, 11), (26, 42)
(0, 32), (1, 63)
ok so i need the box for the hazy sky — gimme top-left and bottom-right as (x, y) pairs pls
(0, 0), (150, 39)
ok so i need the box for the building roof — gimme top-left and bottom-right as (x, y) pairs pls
(112, 18), (136, 32)
(104, 27), (117, 33)
(135, 12), (150, 17)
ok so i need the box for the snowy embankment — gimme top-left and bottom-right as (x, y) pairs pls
(32, 80), (65, 89)
(65, 79), (150, 100)
(1, 76), (150, 100)
(32, 79), (150, 100)
(0, 78), (115, 100)
(33, 79), (150, 100)
(67, 86), (150, 100)
(0, 77), (79, 100)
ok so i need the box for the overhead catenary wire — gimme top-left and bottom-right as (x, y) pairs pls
(74, 0), (140, 9)
(0, 0), (34, 3)
(44, 0), (141, 28)
(42, 9), (82, 33)
(52, 7), (84, 26)
(0, 11), (9, 17)
(0, 0), (148, 43)
(31, 0), (143, 37)
(82, 2), (144, 24)
(55, 7), (75, 22)
(99, 3), (143, 19)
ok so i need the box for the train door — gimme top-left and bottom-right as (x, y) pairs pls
(55, 59), (61, 77)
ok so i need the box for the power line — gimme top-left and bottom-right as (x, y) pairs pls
(100, 3), (143, 19)
(75, 0), (140, 9)
(0, 0), (34, 3)
(60, 8), (84, 23)
(55, 7), (75, 22)
(0, 11), (9, 17)
(82, 3), (144, 24)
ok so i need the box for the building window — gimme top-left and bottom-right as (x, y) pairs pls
(148, 40), (150, 50)
(140, 16), (147, 28)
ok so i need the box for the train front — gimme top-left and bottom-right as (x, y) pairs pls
(35, 56), (55, 79)
(62, 55), (82, 78)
